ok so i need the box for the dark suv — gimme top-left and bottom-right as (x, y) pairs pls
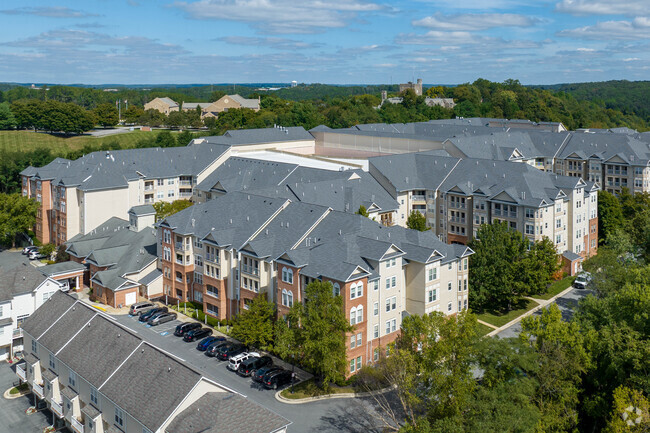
(237, 356), (273, 377)
(262, 369), (293, 390)
(183, 327), (213, 342)
(205, 341), (230, 357)
(252, 366), (282, 383)
(174, 322), (202, 337)
(139, 307), (168, 322)
(216, 343), (246, 361)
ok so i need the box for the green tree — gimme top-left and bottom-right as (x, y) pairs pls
(604, 386), (649, 433)
(0, 102), (16, 130)
(55, 244), (70, 263)
(279, 280), (352, 389)
(123, 105), (144, 124)
(0, 193), (39, 247)
(231, 293), (275, 350)
(598, 190), (625, 243)
(167, 110), (186, 129)
(518, 237), (561, 296)
(406, 210), (427, 231)
(93, 103), (119, 128)
(39, 243), (56, 258)
(153, 199), (193, 222)
(356, 205), (369, 217)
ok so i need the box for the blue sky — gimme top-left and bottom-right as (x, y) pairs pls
(0, 0), (648, 85)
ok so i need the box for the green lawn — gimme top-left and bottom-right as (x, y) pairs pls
(476, 322), (495, 337)
(536, 276), (576, 300)
(0, 130), (165, 153)
(279, 378), (356, 400)
(476, 299), (540, 328)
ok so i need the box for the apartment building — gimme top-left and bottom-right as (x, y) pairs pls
(369, 152), (599, 259)
(65, 206), (162, 307)
(157, 191), (471, 373)
(194, 125), (316, 155)
(143, 97), (179, 115)
(16, 291), (290, 433)
(21, 143), (231, 245)
(0, 263), (66, 361)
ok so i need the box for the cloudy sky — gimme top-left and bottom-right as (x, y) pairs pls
(0, 0), (648, 85)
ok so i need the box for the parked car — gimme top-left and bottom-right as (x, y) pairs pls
(262, 369), (293, 390)
(58, 280), (70, 293)
(28, 250), (45, 260)
(227, 352), (260, 372)
(216, 343), (246, 361)
(237, 355), (273, 377)
(574, 273), (591, 289)
(139, 307), (168, 322)
(183, 327), (213, 342)
(196, 336), (225, 351)
(252, 365), (283, 383)
(205, 341), (230, 357)
(174, 322), (202, 337)
(148, 312), (177, 326)
(129, 301), (155, 316)
(22, 246), (38, 255)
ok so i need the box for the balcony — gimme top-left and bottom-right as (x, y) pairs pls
(51, 400), (64, 418)
(449, 202), (466, 209)
(450, 217), (466, 224)
(16, 363), (26, 381)
(175, 242), (190, 252)
(179, 180), (192, 186)
(411, 194), (426, 202)
(71, 416), (84, 433)
(13, 328), (23, 338)
(241, 264), (259, 276)
(205, 254), (219, 264)
(144, 198), (154, 204)
(33, 383), (44, 399)
(179, 191), (192, 198)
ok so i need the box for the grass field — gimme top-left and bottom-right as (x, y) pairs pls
(0, 130), (166, 153)
(476, 322), (495, 337)
(476, 299), (539, 328)
(536, 276), (576, 300)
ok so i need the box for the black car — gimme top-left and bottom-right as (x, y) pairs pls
(174, 322), (202, 337)
(237, 356), (273, 377)
(196, 336), (225, 351)
(205, 341), (230, 357)
(252, 365), (283, 383)
(262, 369), (293, 390)
(183, 327), (213, 342)
(139, 307), (168, 322)
(216, 343), (246, 361)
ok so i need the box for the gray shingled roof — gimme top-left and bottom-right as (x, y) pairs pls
(60, 386), (78, 400)
(41, 368), (57, 383)
(199, 126), (312, 147)
(21, 291), (76, 339)
(228, 94), (260, 109)
(559, 132), (650, 165)
(81, 404), (101, 420)
(129, 204), (156, 216)
(0, 263), (49, 302)
(140, 268), (162, 286)
(38, 301), (96, 354)
(157, 97), (179, 108)
(40, 261), (85, 277)
(165, 392), (290, 433)
(195, 157), (297, 193)
(100, 342), (201, 432)
(444, 131), (543, 160)
(369, 153), (461, 192)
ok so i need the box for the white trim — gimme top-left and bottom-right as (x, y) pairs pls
(98, 341), (144, 390)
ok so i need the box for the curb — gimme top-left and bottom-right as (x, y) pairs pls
(3, 388), (30, 400)
(487, 285), (577, 337)
(275, 384), (395, 404)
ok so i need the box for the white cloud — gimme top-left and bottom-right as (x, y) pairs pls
(623, 57), (640, 61)
(558, 18), (650, 40)
(413, 12), (538, 31)
(174, 0), (384, 34)
(218, 36), (321, 50)
(556, 0), (649, 16)
(0, 6), (99, 18)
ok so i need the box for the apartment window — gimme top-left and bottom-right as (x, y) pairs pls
(525, 224), (534, 235)
(374, 348), (380, 362)
(374, 302), (379, 316)
(206, 284), (219, 298)
(0, 305), (3, 317)
(448, 302), (453, 312)
(391, 276), (396, 288)
(448, 262), (453, 270)
(287, 291), (293, 307)
(31, 339), (37, 354)
(464, 299), (468, 310)
(556, 234), (562, 244)
(357, 356), (362, 371)
(333, 283), (341, 297)
(115, 407), (124, 428)
(458, 280), (462, 291)
(168, 179), (174, 185)
(525, 208), (535, 218)
(428, 288), (437, 303)
(194, 273), (203, 285)
(373, 324), (379, 339)
(90, 387), (99, 407)
(373, 280), (378, 291)
(427, 267), (437, 282)
(68, 371), (77, 389)
(351, 282), (362, 299)
(385, 278), (390, 290)
(168, 190), (175, 198)
(195, 255), (203, 266)
(350, 308), (357, 325)
(556, 219), (562, 229)
(386, 320), (391, 335)
(463, 259), (468, 270)
(350, 335), (356, 349)
(357, 333), (362, 347)
(357, 306), (363, 323)
(448, 282), (452, 291)
(163, 230), (171, 243)
(49, 354), (56, 370)
(206, 303), (218, 316)
(281, 268), (293, 284)
(464, 279), (468, 291)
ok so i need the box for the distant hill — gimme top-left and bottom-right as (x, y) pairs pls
(536, 80), (650, 122)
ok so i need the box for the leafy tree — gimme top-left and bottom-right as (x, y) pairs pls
(518, 237), (561, 296)
(139, 109), (166, 127)
(604, 386), (649, 433)
(11, 99), (43, 130)
(153, 199), (193, 222)
(154, 131), (177, 148)
(230, 293), (275, 350)
(0, 193), (39, 247)
(406, 210), (427, 231)
(123, 105), (144, 124)
(0, 102), (16, 129)
(599, 190), (625, 243)
(55, 244), (70, 263)
(93, 103), (119, 128)
(277, 280), (352, 389)
(356, 205), (369, 217)
(39, 243), (56, 258)
(167, 110), (186, 129)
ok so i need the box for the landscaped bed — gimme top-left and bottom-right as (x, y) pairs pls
(9, 383), (29, 395)
(279, 378), (356, 400)
(536, 276), (576, 300)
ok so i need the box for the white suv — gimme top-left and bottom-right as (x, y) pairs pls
(227, 352), (260, 371)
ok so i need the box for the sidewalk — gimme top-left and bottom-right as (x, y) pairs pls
(485, 285), (576, 337)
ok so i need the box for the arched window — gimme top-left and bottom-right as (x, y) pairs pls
(350, 307), (357, 325)
(357, 281), (363, 297)
(357, 305), (363, 323)
(282, 267), (293, 284)
(282, 289), (288, 306)
(333, 283), (340, 297)
(350, 282), (356, 299)
(287, 290), (293, 307)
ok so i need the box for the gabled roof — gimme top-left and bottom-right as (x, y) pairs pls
(0, 263), (50, 302)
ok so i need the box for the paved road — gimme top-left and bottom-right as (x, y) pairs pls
(0, 363), (60, 433)
(111, 314), (385, 433)
(495, 286), (596, 339)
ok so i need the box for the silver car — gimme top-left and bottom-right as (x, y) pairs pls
(148, 312), (177, 326)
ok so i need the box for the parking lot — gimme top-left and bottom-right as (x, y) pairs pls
(111, 313), (382, 432)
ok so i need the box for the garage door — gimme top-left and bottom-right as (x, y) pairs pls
(125, 291), (137, 306)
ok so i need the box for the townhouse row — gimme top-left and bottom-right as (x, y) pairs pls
(16, 291), (290, 433)
(157, 191), (472, 372)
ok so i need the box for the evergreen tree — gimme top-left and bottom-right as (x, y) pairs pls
(406, 210), (428, 231)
